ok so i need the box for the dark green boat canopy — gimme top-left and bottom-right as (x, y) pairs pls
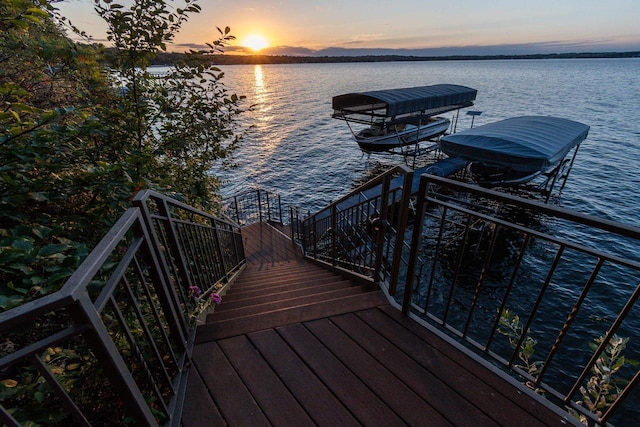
(332, 84), (477, 122)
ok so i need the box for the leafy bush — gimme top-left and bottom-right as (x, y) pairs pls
(498, 309), (637, 424)
(1, 0), (246, 309)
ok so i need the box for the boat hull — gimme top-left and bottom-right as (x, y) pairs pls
(355, 117), (450, 152)
(467, 162), (542, 187)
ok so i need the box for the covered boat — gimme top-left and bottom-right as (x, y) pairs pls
(332, 84), (478, 152)
(438, 116), (590, 188)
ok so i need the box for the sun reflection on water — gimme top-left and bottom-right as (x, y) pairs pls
(253, 65), (270, 111)
(251, 65), (280, 157)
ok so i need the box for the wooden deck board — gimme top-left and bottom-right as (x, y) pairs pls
(183, 222), (579, 426)
(218, 335), (314, 425)
(248, 329), (361, 426)
(356, 307), (545, 425)
(277, 322), (405, 426)
(304, 317), (451, 426)
(190, 341), (270, 426)
(330, 312), (498, 426)
(180, 362), (225, 427)
(374, 305), (571, 426)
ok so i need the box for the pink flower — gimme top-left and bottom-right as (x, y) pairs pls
(210, 292), (222, 305)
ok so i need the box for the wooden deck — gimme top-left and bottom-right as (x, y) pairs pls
(182, 222), (578, 426)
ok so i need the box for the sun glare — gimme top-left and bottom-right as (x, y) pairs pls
(243, 34), (269, 52)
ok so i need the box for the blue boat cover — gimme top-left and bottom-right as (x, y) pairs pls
(439, 116), (589, 173)
(332, 84), (477, 118)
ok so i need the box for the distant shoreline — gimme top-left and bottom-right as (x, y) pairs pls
(150, 50), (640, 66)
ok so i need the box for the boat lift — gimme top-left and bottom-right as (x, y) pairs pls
(332, 84), (478, 154)
(439, 116), (590, 202)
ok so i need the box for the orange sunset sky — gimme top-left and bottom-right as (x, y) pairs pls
(57, 0), (640, 56)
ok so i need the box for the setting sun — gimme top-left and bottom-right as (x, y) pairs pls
(242, 34), (269, 52)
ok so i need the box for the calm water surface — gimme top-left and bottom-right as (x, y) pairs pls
(219, 59), (640, 228)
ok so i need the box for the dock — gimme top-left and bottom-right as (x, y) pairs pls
(315, 157), (467, 222)
(181, 222), (578, 426)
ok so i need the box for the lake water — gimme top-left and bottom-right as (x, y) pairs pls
(218, 58), (640, 229)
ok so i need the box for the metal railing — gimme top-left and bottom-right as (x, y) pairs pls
(403, 174), (640, 426)
(211, 168), (640, 425)
(0, 190), (245, 426)
(7, 173), (638, 425)
(299, 165), (414, 293)
(294, 169), (640, 425)
(223, 189), (284, 225)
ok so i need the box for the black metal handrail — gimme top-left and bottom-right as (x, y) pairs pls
(0, 191), (245, 426)
(298, 165), (414, 293)
(223, 188), (283, 225)
(403, 174), (640, 426)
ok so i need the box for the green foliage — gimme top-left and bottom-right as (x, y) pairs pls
(93, 0), (246, 208)
(498, 310), (637, 424)
(0, 346), (94, 425)
(1, 0), (246, 309)
(0, 1), (245, 424)
(571, 335), (638, 423)
(148, 32), (245, 207)
(0, 225), (88, 309)
(498, 309), (544, 392)
(1, 0), (132, 309)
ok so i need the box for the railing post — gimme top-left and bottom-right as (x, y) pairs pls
(234, 195), (240, 224)
(278, 195), (283, 224)
(388, 168), (414, 295)
(402, 175), (429, 314)
(289, 206), (297, 242)
(374, 173), (391, 283)
(211, 220), (227, 278)
(299, 214), (306, 251)
(266, 192), (271, 222)
(312, 216), (317, 257)
(257, 189), (263, 223)
(331, 204), (337, 266)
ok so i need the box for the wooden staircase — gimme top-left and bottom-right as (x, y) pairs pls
(182, 222), (580, 426)
(194, 223), (387, 343)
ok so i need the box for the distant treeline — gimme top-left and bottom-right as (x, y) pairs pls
(146, 50), (640, 66)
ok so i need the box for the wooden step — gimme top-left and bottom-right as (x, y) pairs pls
(209, 285), (374, 322)
(226, 274), (343, 298)
(216, 280), (360, 311)
(195, 291), (388, 342)
(228, 270), (344, 289)
(232, 269), (335, 288)
(238, 263), (323, 279)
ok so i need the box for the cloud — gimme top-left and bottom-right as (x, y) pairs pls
(174, 42), (211, 51)
(342, 34), (387, 46)
(260, 46), (318, 56)
(250, 40), (640, 57)
(166, 37), (639, 56)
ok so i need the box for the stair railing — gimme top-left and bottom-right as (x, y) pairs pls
(223, 188), (283, 225)
(402, 173), (640, 426)
(298, 165), (414, 294)
(0, 190), (245, 426)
